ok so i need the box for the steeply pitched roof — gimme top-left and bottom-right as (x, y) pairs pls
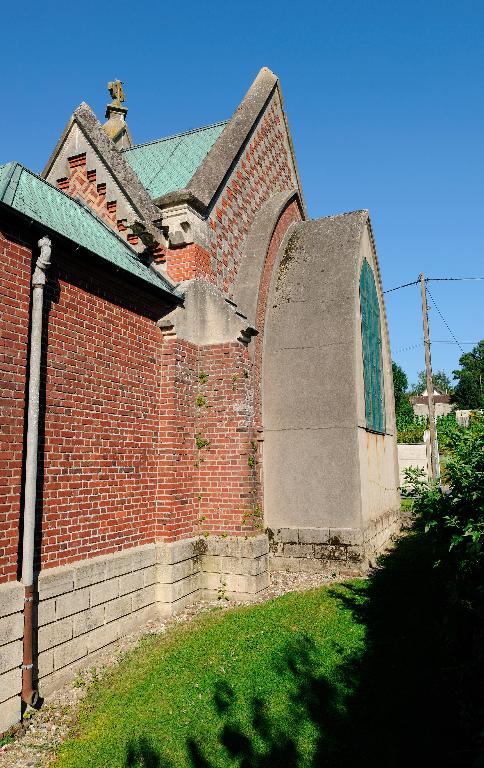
(122, 121), (227, 199)
(148, 67), (305, 216)
(42, 103), (163, 225)
(0, 162), (176, 295)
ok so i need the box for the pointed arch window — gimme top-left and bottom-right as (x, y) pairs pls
(360, 259), (385, 433)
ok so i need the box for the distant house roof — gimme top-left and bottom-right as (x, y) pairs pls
(410, 393), (452, 405)
(0, 162), (176, 296)
(122, 121), (227, 199)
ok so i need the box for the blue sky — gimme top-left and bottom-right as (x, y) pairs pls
(1, 0), (482, 387)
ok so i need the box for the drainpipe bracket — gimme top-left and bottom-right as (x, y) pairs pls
(32, 236), (52, 286)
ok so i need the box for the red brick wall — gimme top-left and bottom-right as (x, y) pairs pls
(155, 244), (214, 284)
(0, 116), (300, 583)
(0, 232), (31, 582)
(156, 331), (261, 538)
(155, 334), (199, 540)
(0, 225), (264, 584)
(208, 91), (297, 295)
(195, 343), (260, 535)
(37, 261), (163, 569)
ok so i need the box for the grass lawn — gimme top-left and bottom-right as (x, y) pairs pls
(52, 582), (367, 768)
(51, 531), (484, 767)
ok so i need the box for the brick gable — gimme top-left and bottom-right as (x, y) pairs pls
(208, 90), (298, 295)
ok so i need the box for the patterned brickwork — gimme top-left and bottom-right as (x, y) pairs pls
(57, 154), (140, 247)
(155, 243), (214, 284)
(208, 92), (297, 295)
(0, 232), (31, 582)
(254, 200), (303, 425)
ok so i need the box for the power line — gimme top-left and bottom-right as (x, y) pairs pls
(426, 287), (465, 354)
(393, 340), (478, 354)
(428, 277), (484, 282)
(384, 276), (484, 293)
(383, 280), (419, 294)
(394, 342), (423, 353)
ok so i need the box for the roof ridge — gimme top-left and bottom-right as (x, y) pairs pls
(123, 120), (228, 153)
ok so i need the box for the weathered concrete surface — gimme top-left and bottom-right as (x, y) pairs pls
(398, 442), (430, 486)
(262, 211), (400, 543)
(231, 190), (301, 326)
(355, 225), (400, 523)
(158, 278), (255, 346)
(268, 508), (401, 574)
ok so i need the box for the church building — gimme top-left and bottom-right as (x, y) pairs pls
(0, 68), (400, 731)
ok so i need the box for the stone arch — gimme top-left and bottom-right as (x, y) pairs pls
(231, 189), (303, 326)
(231, 190), (303, 517)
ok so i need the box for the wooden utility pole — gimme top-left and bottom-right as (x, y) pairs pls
(420, 273), (439, 480)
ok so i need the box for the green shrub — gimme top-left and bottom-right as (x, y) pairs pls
(403, 413), (484, 585)
(396, 414), (427, 443)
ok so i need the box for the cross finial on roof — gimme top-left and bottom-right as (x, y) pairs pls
(107, 80), (125, 107)
(103, 79), (132, 149)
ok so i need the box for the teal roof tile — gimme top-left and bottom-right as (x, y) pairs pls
(123, 121), (227, 199)
(0, 162), (175, 295)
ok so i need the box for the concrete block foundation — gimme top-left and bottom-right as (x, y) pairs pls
(0, 582), (23, 734)
(0, 521), (400, 733)
(268, 508), (401, 575)
(0, 535), (269, 732)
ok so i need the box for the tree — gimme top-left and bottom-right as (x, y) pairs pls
(392, 362), (413, 420)
(453, 341), (484, 409)
(410, 369), (454, 395)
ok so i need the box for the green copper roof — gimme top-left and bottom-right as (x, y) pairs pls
(0, 162), (175, 295)
(123, 121), (227, 199)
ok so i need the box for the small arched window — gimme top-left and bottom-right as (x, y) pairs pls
(360, 259), (385, 433)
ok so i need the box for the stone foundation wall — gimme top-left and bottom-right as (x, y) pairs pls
(200, 536), (269, 598)
(0, 535), (269, 733)
(0, 582), (23, 736)
(268, 509), (402, 574)
(0, 518), (401, 734)
(36, 545), (158, 698)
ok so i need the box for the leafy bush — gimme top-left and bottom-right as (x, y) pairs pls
(397, 410), (479, 451)
(396, 413), (427, 443)
(403, 414), (484, 584)
(434, 412), (464, 453)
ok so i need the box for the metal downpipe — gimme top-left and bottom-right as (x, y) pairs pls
(21, 236), (51, 707)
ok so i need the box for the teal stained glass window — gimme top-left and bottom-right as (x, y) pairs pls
(360, 259), (385, 433)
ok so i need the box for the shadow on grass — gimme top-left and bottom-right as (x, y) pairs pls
(125, 529), (484, 768)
